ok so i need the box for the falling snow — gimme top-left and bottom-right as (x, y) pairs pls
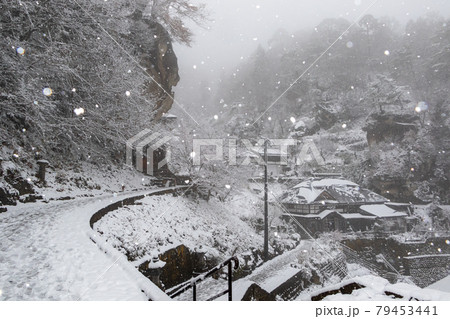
(42, 87), (53, 96)
(74, 107), (85, 116)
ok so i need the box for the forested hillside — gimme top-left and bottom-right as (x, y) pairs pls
(215, 14), (450, 203)
(0, 0), (205, 164)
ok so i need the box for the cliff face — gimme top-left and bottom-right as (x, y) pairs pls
(128, 2), (180, 121)
(142, 21), (180, 121)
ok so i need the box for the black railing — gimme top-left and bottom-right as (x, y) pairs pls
(167, 256), (239, 301)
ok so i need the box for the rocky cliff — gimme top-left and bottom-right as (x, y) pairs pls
(130, 8), (180, 121)
(143, 21), (180, 120)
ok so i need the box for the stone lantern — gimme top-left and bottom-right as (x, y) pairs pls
(147, 254), (166, 289)
(193, 245), (208, 275)
(37, 160), (49, 185)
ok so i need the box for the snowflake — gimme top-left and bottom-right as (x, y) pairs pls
(16, 47), (25, 55)
(74, 107), (85, 116)
(416, 101), (428, 112)
(42, 87), (53, 96)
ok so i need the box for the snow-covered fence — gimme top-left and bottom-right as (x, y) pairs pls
(89, 187), (188, 227)
(87, 187), (188, 300)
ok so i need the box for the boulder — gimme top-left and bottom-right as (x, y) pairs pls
(0, 183), (18, 206)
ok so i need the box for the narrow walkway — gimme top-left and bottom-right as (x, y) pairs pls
(0, 188), (179, 300)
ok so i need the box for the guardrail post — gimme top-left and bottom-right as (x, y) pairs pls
(228, 261), (232, 301)
(193, 283), (197, 301)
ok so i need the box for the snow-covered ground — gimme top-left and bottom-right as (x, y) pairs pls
(94, 191), (264, 262)
(33, 162), (155, 201)
(428, 275), (450, 293)
(2, 175), (449, 301)
(0, 189), (173, 301)
(297, 264), (450, 301)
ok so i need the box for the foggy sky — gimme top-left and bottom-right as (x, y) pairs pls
(173, 0), (450, 110)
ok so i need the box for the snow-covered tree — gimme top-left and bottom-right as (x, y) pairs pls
(143, 0), (207, 46)
(364, 75), (411, 113)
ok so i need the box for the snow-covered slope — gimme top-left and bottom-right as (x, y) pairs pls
(94, 192), (264, 262)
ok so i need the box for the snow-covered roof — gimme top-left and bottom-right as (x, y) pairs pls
(403, 254), (450, 259)
(385, 202), (411, 206)
(282, 186), (323, 203)
(297, 210), (336, 219)
(251, 147), (288, 156)
(292, 211), (376, 220)
(281, 178), (386, 204)
(339, 213), (376, 220)
(360, 204), (407, 218)
(293, 178), (357, 189)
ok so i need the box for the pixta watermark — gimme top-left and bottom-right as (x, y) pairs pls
(126, 130), (325, 175)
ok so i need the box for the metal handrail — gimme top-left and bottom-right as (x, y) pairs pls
(168, 256), (239, 301)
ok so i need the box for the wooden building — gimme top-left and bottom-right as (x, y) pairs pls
(280, 178), (411, 236)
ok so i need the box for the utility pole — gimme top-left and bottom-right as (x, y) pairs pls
(263, 138), (269, 261)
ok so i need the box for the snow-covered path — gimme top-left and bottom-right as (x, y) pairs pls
(0, 190), (173, 301)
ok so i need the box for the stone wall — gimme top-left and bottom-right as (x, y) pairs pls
(138, 244), (218, 290)
(403, 255), (450, 288)
(343, 237), (450, 287)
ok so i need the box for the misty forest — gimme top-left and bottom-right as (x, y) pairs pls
(1, 0), (450, 302)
